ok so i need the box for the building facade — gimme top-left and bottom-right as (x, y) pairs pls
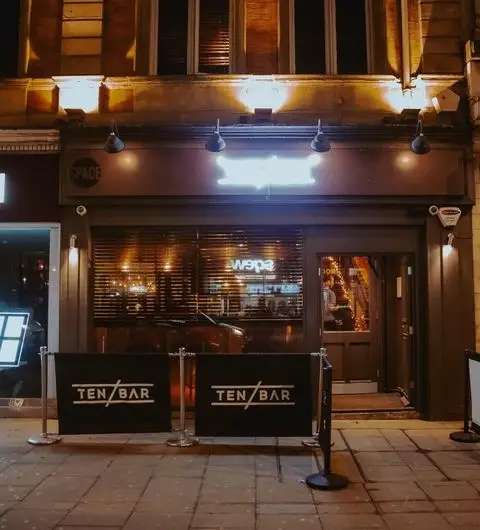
(0, 0), (477, 420)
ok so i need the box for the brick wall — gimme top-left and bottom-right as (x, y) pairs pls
(245, 0), (279, 74)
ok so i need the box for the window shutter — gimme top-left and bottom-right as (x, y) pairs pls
(199, 0), (230, 74)
(294, 0), (326, 74)
(0, 1), (21, 77)
(336, 0), (368, 74)
(92, 226), (303, 327)
(157, 0), (189, 75)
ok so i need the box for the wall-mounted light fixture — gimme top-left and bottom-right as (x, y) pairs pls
(53, 76), (104, 114)
(64, 108), (86, 124)
(69, 235), (79, 266)
(311, 120), (331, 153)
(104, 122), (125, 154)
(238, 76), (289, 114)
(205, 119), (226, 153)
(410, 118), (430, 155)
(443, 232), (455, 258)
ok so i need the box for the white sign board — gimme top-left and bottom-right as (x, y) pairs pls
(469, 357), (480, 433)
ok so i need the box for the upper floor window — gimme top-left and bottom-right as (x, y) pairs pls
(294, 0), (375, 74)
(0, 1), (21, 77)
(156, 0), (231, 75)
(0, 174), (5, 203)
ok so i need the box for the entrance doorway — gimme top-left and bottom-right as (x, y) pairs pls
(319, 254), (416, 411)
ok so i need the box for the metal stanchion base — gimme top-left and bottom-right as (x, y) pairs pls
(166, 430), (198, 448)
(450, 431), (480, 443)
(306, 472), (349, 491)
(302, 438), (321, 448)
(28, 434), (62, 446)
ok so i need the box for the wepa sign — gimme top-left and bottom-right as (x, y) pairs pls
(230, 259), (275, 274)
(55, 353), (171, 435)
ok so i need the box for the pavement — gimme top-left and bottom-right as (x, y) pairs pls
(0, 419), (479, 529)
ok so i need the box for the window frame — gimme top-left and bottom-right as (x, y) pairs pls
(289, 0), (375, 75)
(150, 0), (238, 75)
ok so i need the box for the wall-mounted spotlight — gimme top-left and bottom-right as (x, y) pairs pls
(104, 122), (125, 154)
(311, 119), (331, 153)
(69, 234), (79, 266)
(443, 232), (455, 258)
(410, 118), (430, 155)
(205, 118), (226, 153)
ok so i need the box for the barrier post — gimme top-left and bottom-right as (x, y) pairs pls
(28, 348), (62, 446)
(450, 350), (480, 443)
(303, 349), (326, 448)
(305, 357), (348, 491)
(166, 348), (198, 447)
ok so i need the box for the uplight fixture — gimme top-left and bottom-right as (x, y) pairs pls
(69, 235), (79, 266)
(311, 120), (331, 153)
(443, 232), (455, 258)
(104, 122), (125, 154)
(205, 119), (226, 153)
(410, 118), (430, 155)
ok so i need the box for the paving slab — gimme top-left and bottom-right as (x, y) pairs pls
(319, 513), (386, 529)
(257, 514), (322, 530)
(382, 512), (452, 529)
(417, 480), (480, 500)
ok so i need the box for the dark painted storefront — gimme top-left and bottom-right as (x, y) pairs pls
(59, 125), (475, 420)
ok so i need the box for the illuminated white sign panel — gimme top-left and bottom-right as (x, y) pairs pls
(0, 173), (5, 203)
(230, 259), (275, 274)
(217, 155), (320, 189)
(0, 312), (30, 367)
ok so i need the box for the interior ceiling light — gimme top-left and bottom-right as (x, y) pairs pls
(205, 118), (226, 153)
(104, 122), (125, 154)
(311, 119), (331, 153)
(410, 118), (430, 155)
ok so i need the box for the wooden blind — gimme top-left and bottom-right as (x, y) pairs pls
(294, 0), (326, 74)
(335, 0), (368, 74)
(157, 0), (189, 75)
(199, 0), (230, 74)
(92, 226), (304, 326)
(0, 1), (21, 77)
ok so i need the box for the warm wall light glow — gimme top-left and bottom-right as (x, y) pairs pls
(443, 233), (455, 258)
(115, 151), (138, 170)
(0, 173), (5, 203)
(395, 153), (417, 170)
(53, 76), (104, 113)
(386, 79), (428, 113)
(237, 76), (289, 113)
(217, 154), (321, 189)
(69, 234), (79, 266)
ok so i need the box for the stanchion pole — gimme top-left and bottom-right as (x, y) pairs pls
(166, 348), (198, 447)
(303, 348), (326, 448)
(450, 350), (480, 443)
(28, 348), (62, 446)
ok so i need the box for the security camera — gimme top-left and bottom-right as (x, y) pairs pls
(429, 205), (439, 216)
(432, 88), (460, 114)
(76, 205), (87, 217)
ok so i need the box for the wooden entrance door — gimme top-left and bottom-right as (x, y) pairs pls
(319, 255), (381, 391)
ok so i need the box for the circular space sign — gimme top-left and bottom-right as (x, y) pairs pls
(70, 158), (101, 188)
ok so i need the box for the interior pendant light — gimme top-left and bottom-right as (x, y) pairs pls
(104, 121), (125, 154)
(311, 119), (331, 153)
(205, 118), (226, 153)
(410, 118), (430, 155)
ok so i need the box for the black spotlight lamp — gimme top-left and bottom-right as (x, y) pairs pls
(311, 119), (331, 153)
(104, 122), (125, 154)
(205, 118), (225, 153)
(410, 118), (430, 155)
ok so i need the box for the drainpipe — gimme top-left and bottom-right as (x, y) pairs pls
(400, 0), (411, 89)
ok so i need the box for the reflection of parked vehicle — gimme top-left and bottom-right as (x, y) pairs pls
(0, 319), (45, 398)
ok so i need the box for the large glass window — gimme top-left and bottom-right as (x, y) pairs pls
(0, 229), (50, 399)
(93, 227), (304, 354)
(321, 256), (370, 332)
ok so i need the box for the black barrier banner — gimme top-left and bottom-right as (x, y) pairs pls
(195, 353), (312, 437)
(55, 353), (171, 435)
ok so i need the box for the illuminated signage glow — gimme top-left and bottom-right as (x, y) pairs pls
(0, 312), (30, 367)
(230, 259), (275, 274)
(0, 173), (5, 203)
(217, 155), (320, 189)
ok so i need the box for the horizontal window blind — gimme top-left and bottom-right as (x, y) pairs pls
(0, 1), (21, 78)
(92, 227), (304, 327)
(157, 0), (189, 75)
(199, 0), (230, 73)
